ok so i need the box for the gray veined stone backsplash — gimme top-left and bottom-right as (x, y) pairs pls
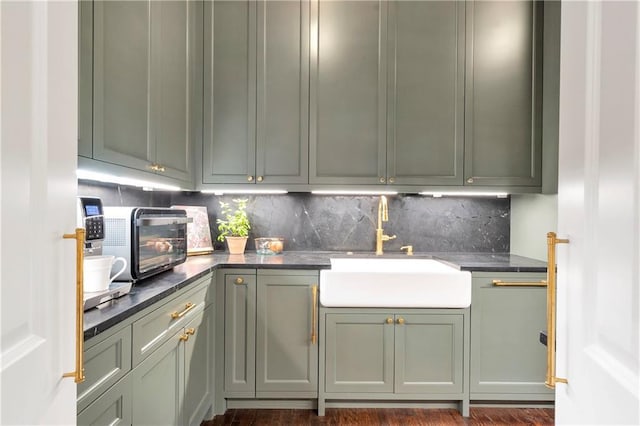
(79, 181), (510, 253)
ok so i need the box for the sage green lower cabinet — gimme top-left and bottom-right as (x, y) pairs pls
(78, 273), (214, 425)
(470, 272), (554, 401)
(77, 374), (132, 426)
(218, 268), (319, 409)
(320, 308), (469, 417)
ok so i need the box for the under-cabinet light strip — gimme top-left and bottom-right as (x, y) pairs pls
(419, 191), (509, 198)
(77, 169), (182, 191)
(200, 189), (288, 195)
(311, 190), (399, 195)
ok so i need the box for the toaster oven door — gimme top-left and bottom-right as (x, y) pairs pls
(134, 212), (188, 279)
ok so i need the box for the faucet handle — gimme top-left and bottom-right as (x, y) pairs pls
(400, 245), (413, 256)
(382, 234), (396, 242)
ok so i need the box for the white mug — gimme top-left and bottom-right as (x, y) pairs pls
(84, 255), (127, 293)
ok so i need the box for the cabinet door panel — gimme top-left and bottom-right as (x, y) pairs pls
(93, 0), (154, 169)
(153, 0), (199, 182)
(184, 307), (213, 426)
(387, 1), (464, 185)
(464, 1), (542, 186)
(256, 274), (318, 395)
(325, 313), (394, 393)
(132, 331), (183, 426)
(310, 0), (387, 184)
(395, 314), (463, 394)
(203, 0), (256, 183)
(255, 1), (309, 184)
(470, 275), (553, 398)
(224, 272), (257, 397)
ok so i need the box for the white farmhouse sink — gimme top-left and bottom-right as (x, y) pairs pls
(320, 257), (471, 308)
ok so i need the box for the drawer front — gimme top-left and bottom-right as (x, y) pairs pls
(78, 325), (132, 412)
(132, 278), (210, 366)
(77, 374), (132, 426)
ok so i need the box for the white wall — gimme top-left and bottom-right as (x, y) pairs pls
(510, 194), (557, 261)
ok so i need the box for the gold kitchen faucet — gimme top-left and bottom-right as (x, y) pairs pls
(375, 195), (396, 255)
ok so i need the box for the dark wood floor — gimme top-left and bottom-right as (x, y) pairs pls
(203, 407), (555, 425)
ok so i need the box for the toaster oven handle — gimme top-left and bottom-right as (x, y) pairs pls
(136, 216), (191, 226)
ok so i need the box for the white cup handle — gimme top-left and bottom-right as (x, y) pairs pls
(109, 257), (128, 283)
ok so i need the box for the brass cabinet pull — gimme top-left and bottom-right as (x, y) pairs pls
(311, 285), (318, 344)
(257, 176), (264, 182)
(147, 163), (166, 172)
(171, 302), (195, 319)
(396, 317), (405, 325)
(389, 177), (396, 184)
(185, 327), (196, 336)
(179, 334), (190, 342)
(234, 277), (245, 285)
(545, 231), (570, 389)
(247, 175), (254, 182)
(385, 317), (393, 324)
(466, 177), (474, 184)
(62, 228), (86, 383)
(379, 177), (386, 183)
(492, 279), (547, 287)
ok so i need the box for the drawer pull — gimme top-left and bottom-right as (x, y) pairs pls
(179, 334), (190, 342)
(492, 279), (547, 287)
(186, 327), (196, 336)
(234, 277), (245, 285)
(171, 302), (195, 319)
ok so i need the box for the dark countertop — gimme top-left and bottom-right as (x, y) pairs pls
(84, 251), (546, 340)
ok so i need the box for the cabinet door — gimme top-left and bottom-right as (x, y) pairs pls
(255, 0), (309, 185)
(470, 274), (554, 399)
(386, 1), (464, 186)
(184, 306), (213, 426)
(132, 329), (184, 426)
(256, 272), (318, 396)
(203, 0), (257, 184)
(325, 313), (394, 393)
(78, 0), (93, 158)
(464, 1), (542, 187)
(309, 0), (387, 185)
(93, 0), (154, 171)
(152, 0), (201, 182)
(394, 314), (464, 394)
(77, 375), (132, 426)
(224, 272), (257, 397)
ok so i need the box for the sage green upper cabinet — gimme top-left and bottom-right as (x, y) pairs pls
(464, 1), (542, 187)
(386, 1), (465, 185)
(203, 0), (309, 185)
(310, 0), (465, 186)
(89, 0), (201, 184)
(309, 0), (387, 185)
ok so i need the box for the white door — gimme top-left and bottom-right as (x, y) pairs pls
(556, 1), (640, 424)
(1, 1), (78, 424)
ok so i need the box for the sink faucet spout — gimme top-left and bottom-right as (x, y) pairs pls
(376, 196), (395, 255)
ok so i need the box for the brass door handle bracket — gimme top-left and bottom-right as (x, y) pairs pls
(62, 228), (86, 383)
(171, 302), (195, 319)
(492, 279), (547, 287)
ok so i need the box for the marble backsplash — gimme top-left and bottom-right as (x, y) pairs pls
(79, 181), (510, 253)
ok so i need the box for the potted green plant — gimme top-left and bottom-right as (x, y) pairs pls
(216, 198), (251, 254)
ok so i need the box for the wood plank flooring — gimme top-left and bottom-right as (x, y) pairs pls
(203, 407), (555, 425)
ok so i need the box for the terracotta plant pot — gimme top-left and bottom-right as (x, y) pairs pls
(225, 236), (248, 254)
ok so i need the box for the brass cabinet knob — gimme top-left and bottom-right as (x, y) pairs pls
(397, 317), (405, 325)
(389, 177), (395, 184)
(186, 327), (196, 336)
(179, 334), (189, 342)
(386, 317), (393, 324)
(466, 177), (474, 184)
(234, 277), (245, 285)
(257, 176), (264, 182)
(247, 175), (254, 182)
(379, 177), (386, 183)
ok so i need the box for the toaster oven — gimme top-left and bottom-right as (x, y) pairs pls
(103, 207), (188, 282)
